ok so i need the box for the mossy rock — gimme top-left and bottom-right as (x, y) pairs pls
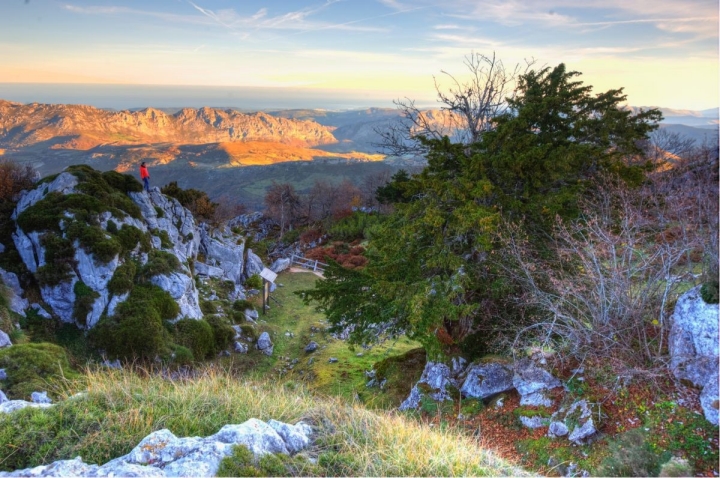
(373, 347), (426, 406)
(217, 444), (321, 477)
(0, 342), (81, 400)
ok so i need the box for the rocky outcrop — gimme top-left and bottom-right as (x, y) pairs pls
(0, 418), (313, 477)
(548, 399), (599, 445)
(198, 225), (245, 284)
(150, 272), (202, 320)
(0, 268), (28, 316)
(399, 362), (458, 411)
(459, 360), (515, 400)
(244, 249), (265, 280)
(669, 285), (719, 425)
(513, 358), (562, 407)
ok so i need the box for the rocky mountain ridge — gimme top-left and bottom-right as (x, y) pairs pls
(0, 100), (337, 150)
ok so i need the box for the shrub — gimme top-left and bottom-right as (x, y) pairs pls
(0, 159), (37, 203)
(35, 234), (75, 286)
(156, 229), (173, 249)
(89, 284), (177, 360)
(66, 223), (122, 263)
(72, 281), (99, 326)
(107, 261), (136, 295)
(0, 342), (81, 400)
(140, 250), (180, 280)
(700, 280), (719, 304)
(205, 315), (235, 354)
(101, 170), (143, 194)
(117, 225), (151, 253)
(232, 300), (255, 312)
(171, 344), (194, 365)
(173, 319), (215, 360)
(245, 274), (262, 289)
(105, 220), (118, 234)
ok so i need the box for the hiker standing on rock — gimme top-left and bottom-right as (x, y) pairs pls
(140, 162), (150, 192)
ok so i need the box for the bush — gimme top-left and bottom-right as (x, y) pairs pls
(232, 300), (255, 312)
(245, 274), (262, 289)
(0, 159), (37, 203)
(107, 261), (137, 295)
(171, 344), (194, 365)
(117, 225), (151, 253)
(66, 223), (122, 263)
(140, 250), (180, 280)
(89, 284), (177, 360)
(101, 170), (143, 194)
(0, 342), (81, 400)
(173, 319), (215, 360)
(73, 281), (99, 326)
(700, 280), (719, 304)
(35, 234), (75, 286)
(205, 315), (235, 354)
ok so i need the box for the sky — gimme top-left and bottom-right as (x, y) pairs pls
(0, 0), (718, 111)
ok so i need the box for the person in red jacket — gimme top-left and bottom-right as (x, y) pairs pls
(139, 162), (150, 192)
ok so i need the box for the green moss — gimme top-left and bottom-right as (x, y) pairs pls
(105, 220), (118, 234)
(239, 324), (258, 341)
(0, 342), (81, 400)
(373, 347), (426, 406)
(107, 261), (136, 295)
(217, 444), (320, 477)
(200, 300), (219, 315)
(512, 407), (551, 418)
(170, 344), (194, 365)
(72, 281), (99, 327)
(217, 445), (261, 477)
(173, 319), (214, 360)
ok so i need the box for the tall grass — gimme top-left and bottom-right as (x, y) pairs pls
(0, 365), (527, 476)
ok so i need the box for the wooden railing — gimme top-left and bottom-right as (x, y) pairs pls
(289, 253), (328, 273)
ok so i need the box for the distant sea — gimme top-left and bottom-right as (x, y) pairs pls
(0, 83), (418, 111)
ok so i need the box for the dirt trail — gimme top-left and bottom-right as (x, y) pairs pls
(288, 266), (324, 278)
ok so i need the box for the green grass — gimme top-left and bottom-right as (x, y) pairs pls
(233, 271), (420, 407)
(0, 366), (527, 476)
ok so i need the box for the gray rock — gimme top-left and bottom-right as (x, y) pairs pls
(244, 309), (259, 323)
(0, 369), (6, 380)
(699, 372), (719, 426)
(30, 303), (52, 319)
(31, 391), (52, 404)
(267, 420), (313, 454)
(548, 421), (569, 437)
(0, 331), (11, 348)
(40, 275), (78, 324)
(460, 361), (514, 399)
(198, 226), (245, 284)
(211, 418), (289, 455)
(150, 272), (202, 320)
(234, 341), (248, 354)
(0, 400), (53, 414)
(106, 292), (129, 317)
(0, 268), (29, 316)
(669, 285), (719, 391)
(103, 359), (122, 369)
(304, 341), (319, 353)
(399, 362), (457, 411)
(270, 258), (291, 274)
(256, 332), (273, 356)
(328, 357), (338, 363)
(519, 415), (550, 429)
(244, 249), (264, 279)
(12, 172), (78, 220)
(0, 457), (100, 477)
(550, 399), (598, 445)
(0, 390), (7, 404)
(513, 358), (562, 406)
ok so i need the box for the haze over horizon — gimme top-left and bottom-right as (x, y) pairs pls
(0, 0), (718, 111)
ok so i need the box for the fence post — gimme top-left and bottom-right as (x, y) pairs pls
(313, 260), (318, 272)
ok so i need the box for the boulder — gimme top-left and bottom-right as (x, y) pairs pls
(244, 309), (259, 323)
(519, 415), (550, 429)
(513, 358), (562, 407)
(0, 330), (11, 348)
(0, 400), (53, 414)
(256, 332), (273, 356)
(270, 258), (291, 274)
(198, 226), (245, 284)
(548, 399), (598, 444)
(304, 341), (319, 353)
(234, 341), (248, 354)
(40, 275), (78, 324)
(0, 390), (7, 404)
(460, 360), (514, 399)
(0, 268), (28, 316)
(699, 372), (719, 426)
(244, 249), (264, 279)
(399, 362), (458, 411)
(31, 391), (52, 404)
(267, 420), (313, 454)
(30, 303), (52, 319)
(669, 285), (719, 389)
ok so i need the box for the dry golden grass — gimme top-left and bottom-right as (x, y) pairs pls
(218, 141), (384, 166)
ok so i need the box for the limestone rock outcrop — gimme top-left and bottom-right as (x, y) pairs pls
(0, 268), (28, 316)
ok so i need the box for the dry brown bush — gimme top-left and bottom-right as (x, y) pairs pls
(0, 159), (37, 203)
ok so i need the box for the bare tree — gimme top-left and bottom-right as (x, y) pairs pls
(264, 182), (301, 237)
(376, 52), (534, 156)
(0, 159), (38, 203)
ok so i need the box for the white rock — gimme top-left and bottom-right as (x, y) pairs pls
(0, 268), (29, 316)
(0, 400), (53, 414)
(31, 391), (52, 404)
(0, 330), (11, 348)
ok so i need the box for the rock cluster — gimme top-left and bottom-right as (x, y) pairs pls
(0, 418), (313, 477)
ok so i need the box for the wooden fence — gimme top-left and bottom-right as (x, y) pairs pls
(289, 254), (328, 273)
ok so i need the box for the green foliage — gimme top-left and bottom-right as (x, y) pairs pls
(156, 229), (173, 249)
(205, 315), (235, 354)
(116, 225), (151, 253)
(89, 284), (178, 360)
(0, 342), (81, 400)
(328, 211), (381, 241)
(35, 234), (75, 286)
(376, 169), (412, 205)
(173, 319), (215, 360)
(200, 300), (219, 315)
(700, 280), (719, 304)
(66, 222), (122, 263)
(72, 281), (99, 326)
(373, 348), (426, 406)
(140, 250), (180, 280)
(68, 165), (142, 219)
(217, 444), (260, 477)
(105, 220), (118, 234)
(171, 344), (194, 365)
(232, 299), (255, 312)
(597, 428), (666, 477)
(245, 274), (262, 289)
(154, 206), (165, 218)
(107, 261), (136, 295)
(101, 170), (143, 194)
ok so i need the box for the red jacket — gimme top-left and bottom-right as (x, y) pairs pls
(140, 165), (149, 179)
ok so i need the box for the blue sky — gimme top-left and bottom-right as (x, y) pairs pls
(0, 0), (717, 110)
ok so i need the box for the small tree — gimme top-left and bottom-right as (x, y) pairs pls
(0, 159), (37, 203)
(264, 182), (301, 236)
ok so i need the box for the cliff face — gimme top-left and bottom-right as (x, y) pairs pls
(0, 100), (337, 150)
